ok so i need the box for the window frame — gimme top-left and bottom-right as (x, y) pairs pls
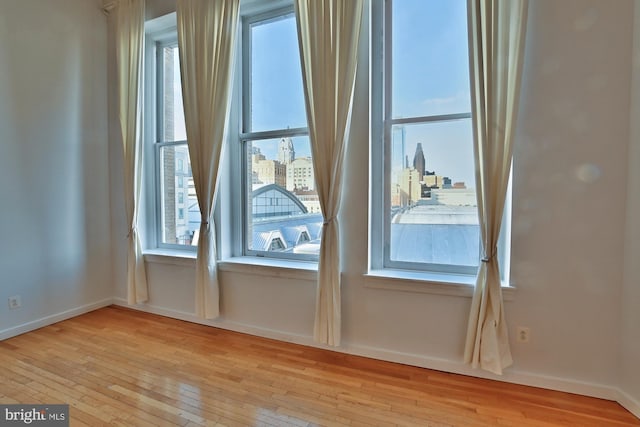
(371, 0), (504, 278)
(153, 39), (197, 252)
(144, 16), (176, 252)
(236, 4), (317, 262)
(143, 3), (317, 261)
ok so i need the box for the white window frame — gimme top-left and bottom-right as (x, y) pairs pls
(143, 14), (197, 252)
(232, 3), (317, 262)
(370, 0), (511, 282)
(142, 2), (318, 268)
(154, 39), (193, 251)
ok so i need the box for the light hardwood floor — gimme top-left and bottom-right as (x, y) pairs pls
(0, 306), (637, 426)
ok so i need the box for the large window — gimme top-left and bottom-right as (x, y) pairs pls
(146, 4), (318, 260)
(155, 43), (200, 248)
(374, 0), (479, 274)
(240, 7), (320, 260)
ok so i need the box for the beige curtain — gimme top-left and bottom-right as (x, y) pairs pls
(176, 0), (239, 319)
(115, 0), (148, 305)
(464, 0), (528, 375)
(295, 0), (363, 346)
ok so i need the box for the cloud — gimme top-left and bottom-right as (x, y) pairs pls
(422, 96), (458, 106)
(418, 91), (471, 115)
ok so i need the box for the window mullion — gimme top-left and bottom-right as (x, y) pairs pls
(241, 127), (309, 141)
(389, 112), (472, 126)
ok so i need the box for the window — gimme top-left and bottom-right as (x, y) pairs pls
(239, 7), (320, 261)
(270, 237), (285, 251)
(145, 4), (317, 259)
(155, 42), (199, 248)
(372, 0), (479, 275)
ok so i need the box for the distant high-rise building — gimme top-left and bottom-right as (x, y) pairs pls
(253, 158), (286, 188)
(286, 157), (314, 191)
(399, 168), (421, 205)
(424, 174), (445, 189)
(162, 48), (176, 243)
(413, 143), (425, 179)
(249, 146), (286, 188)
(391, 126), (406, 186)
(278, 137), (295, 165)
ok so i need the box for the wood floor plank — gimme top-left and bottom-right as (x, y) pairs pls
(0, 305), (637, 427)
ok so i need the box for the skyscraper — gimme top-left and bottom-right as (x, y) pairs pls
(391, 126), (406, 186)
(286, 157), (315, 191)
(278, 137), (295, 165)
(413, 143), (425, 178)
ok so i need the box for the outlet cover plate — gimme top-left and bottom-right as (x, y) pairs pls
(8, 295), (21, 309)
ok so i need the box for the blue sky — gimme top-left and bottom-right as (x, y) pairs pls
(391, 0), (474, 187)
(250, 13), (310, 159)
(172, 0), (475, 187)
(392, 0), (470, 118)
(251, 13), (307, 134)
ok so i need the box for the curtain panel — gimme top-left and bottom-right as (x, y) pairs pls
(294, 0), (363, 346)
(115, 0), (149, 305)
(176, 0), (239, 319)
(464, 0), (529, 375)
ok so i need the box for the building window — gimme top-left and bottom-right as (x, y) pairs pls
(372, 0), (480, 274)
(240, 6), (320, 261)
(270, 237), (285, 251)
(154, 42), (200, 248)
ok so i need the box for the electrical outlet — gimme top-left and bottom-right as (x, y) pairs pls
(8, 295), (21, 310)
(516, 326), (530, 343)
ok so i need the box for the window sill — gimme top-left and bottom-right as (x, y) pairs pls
(364, 269), (516, 301)
(144, 249), (196, 267)
(218, 257), (318, 281)
(143, 252), (318, 282)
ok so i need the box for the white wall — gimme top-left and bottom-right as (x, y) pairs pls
(0, 0), (112, 336)
(620, 1), (640, 416)
(144, 0), (175, 21)
(107, 2), (128, 318)
(110, 0), (637, 409)
(508, 0), (631, 386)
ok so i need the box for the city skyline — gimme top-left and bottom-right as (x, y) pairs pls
(167, 1), (474, 188)
(158, 0), (480, 261)
(390, 0), (475, 188)
(393, 121), (475, 188)
(253, 136), (311, 162)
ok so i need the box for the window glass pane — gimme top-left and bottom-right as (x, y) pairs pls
(391, 0), (471, 118)
(159, 144), (200, 245)
(389, 120), (479, 266)
(161, 45), (187, 142)
(249, 13), (307, 132)
(246, 137), (320, 257)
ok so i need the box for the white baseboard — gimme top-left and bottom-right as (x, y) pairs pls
(112, 298), (315, 347)
(111, 298), (632, 412)
(0, 298), (114, 341)
(339, 342), (621, 401)
(618, 389), (640, 419)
